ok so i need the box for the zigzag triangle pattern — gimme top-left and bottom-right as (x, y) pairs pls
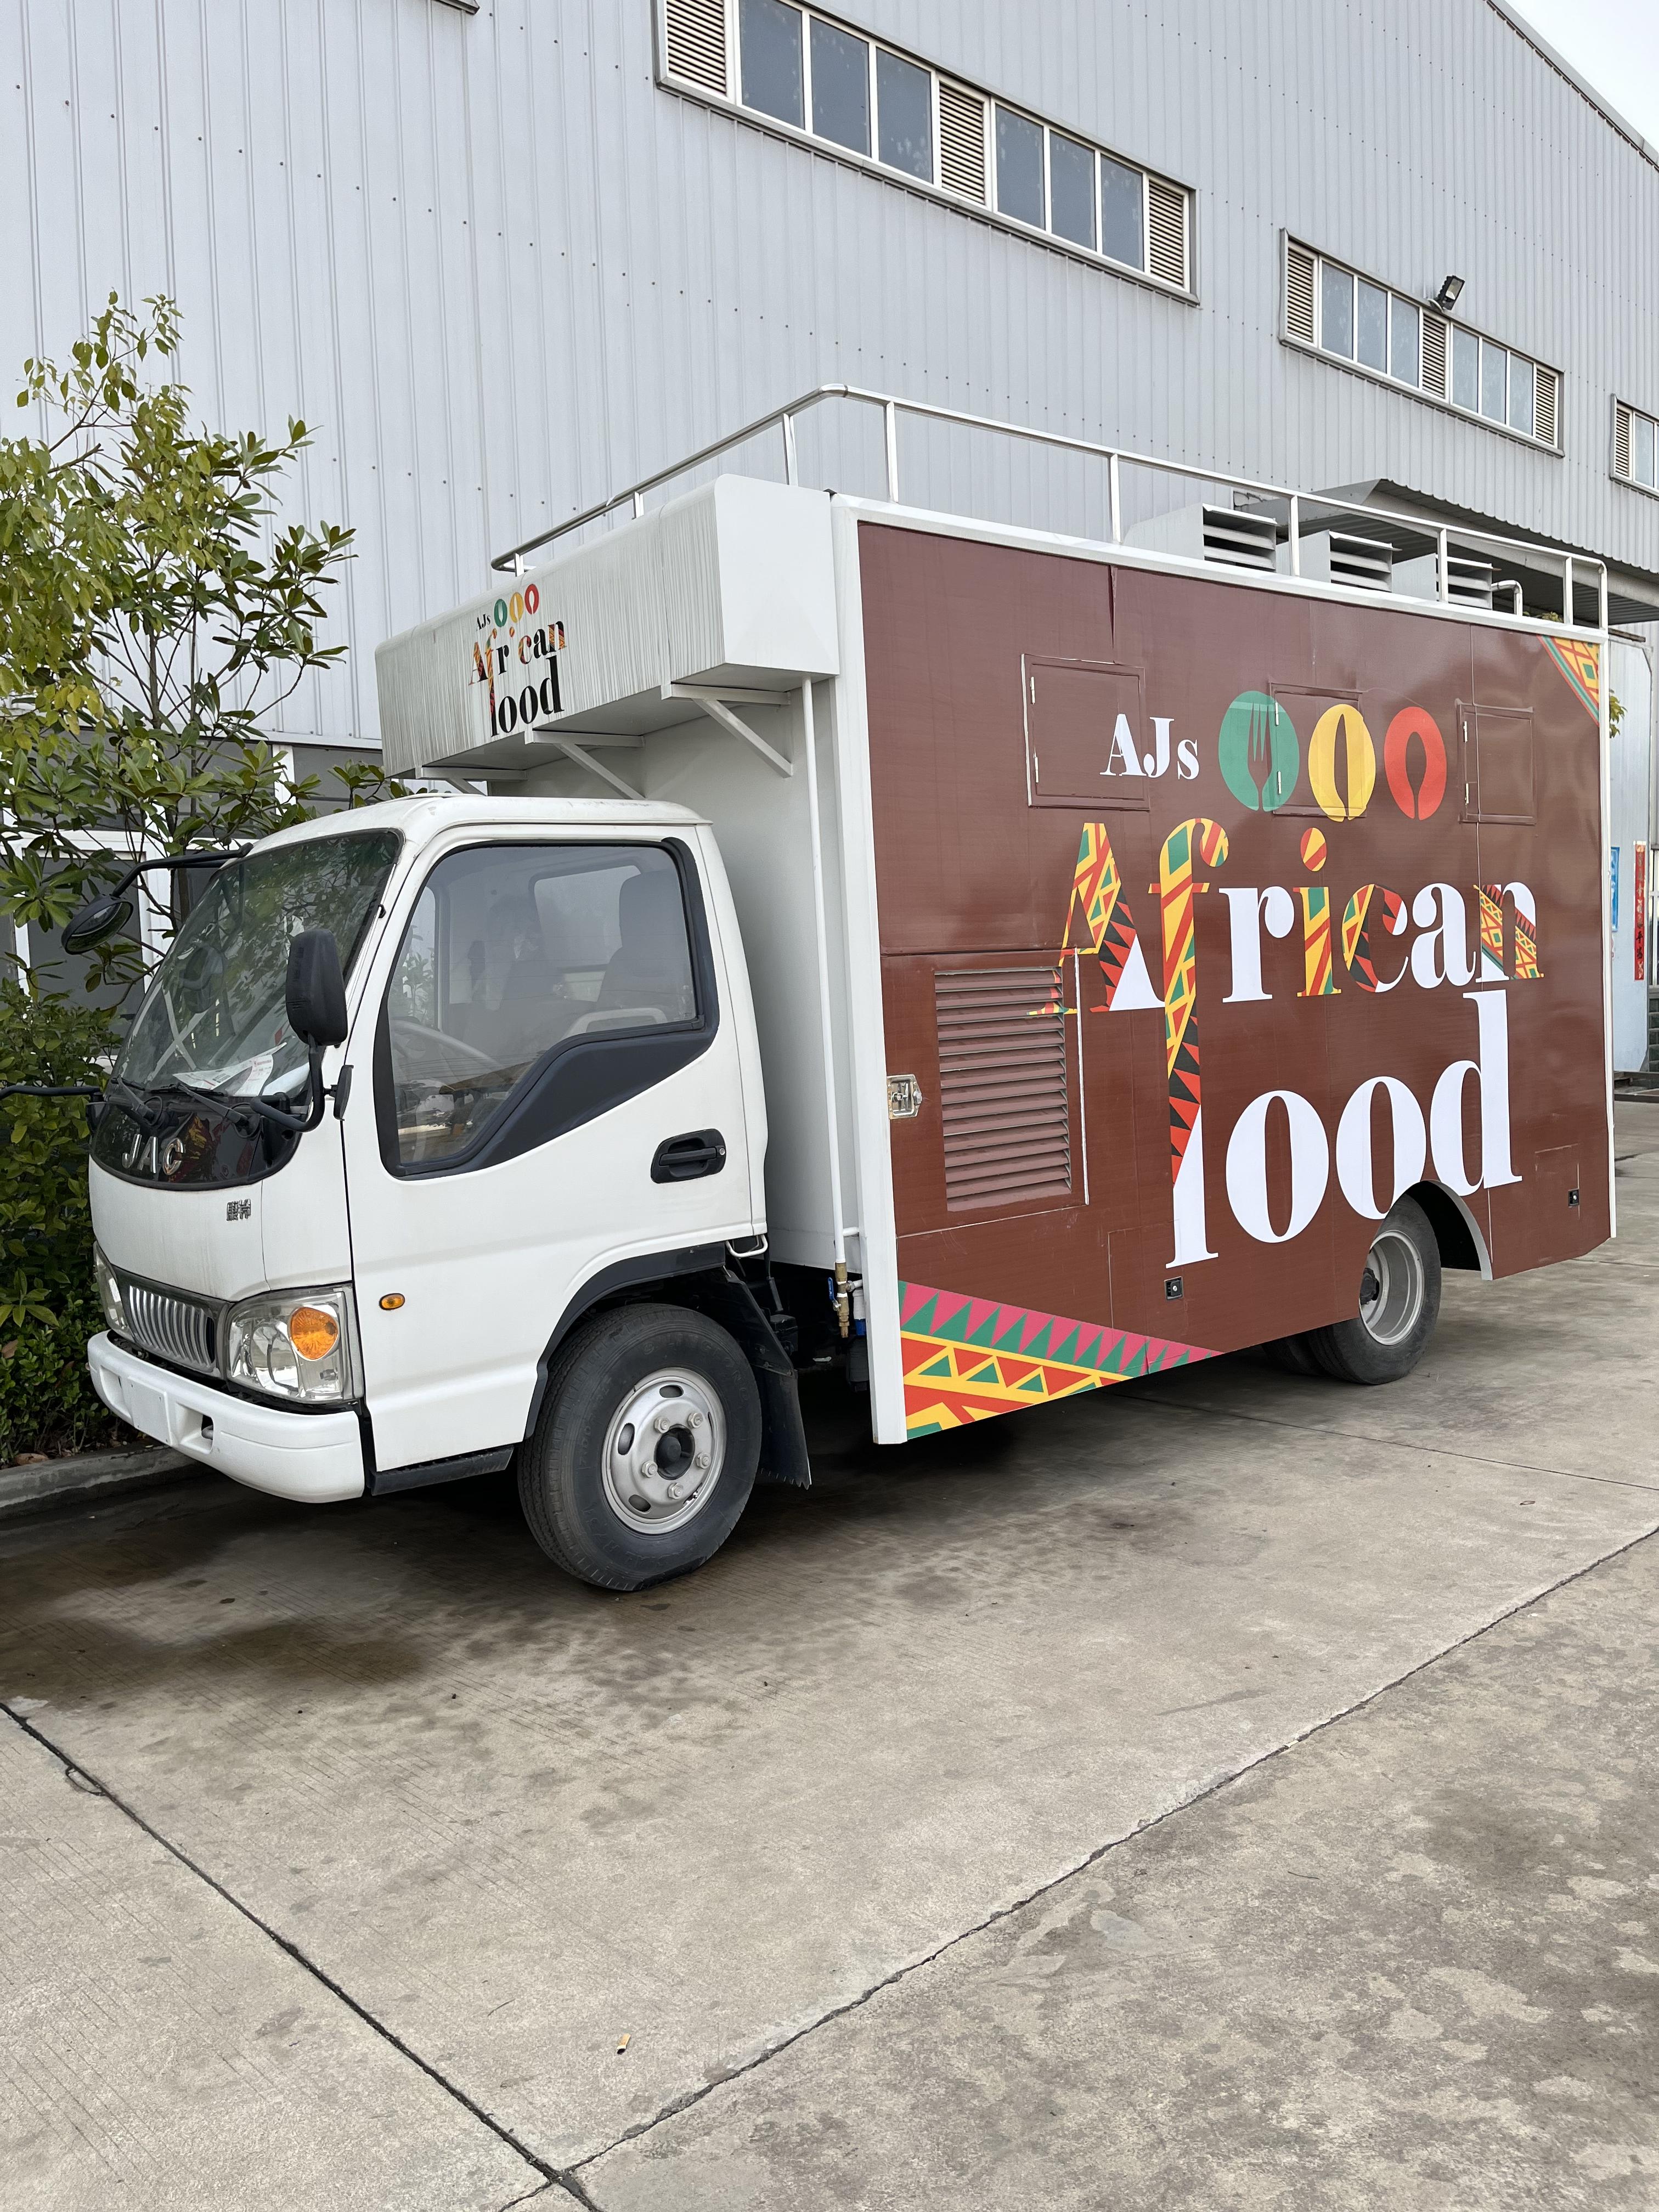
(899, 1279), (1217, 1437)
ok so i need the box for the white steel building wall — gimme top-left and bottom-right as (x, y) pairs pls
(3, 0), (1657, 751)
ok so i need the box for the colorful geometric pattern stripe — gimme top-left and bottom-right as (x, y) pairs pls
(1543, 635), (1600, 721)
(1066, 820), (1144, 1009)
(900, 1280), (1218, 1437)
(1158, 817), (1228, 1181)
(1339, 883), (1406, 993)
(1298, 884), (1338, 997)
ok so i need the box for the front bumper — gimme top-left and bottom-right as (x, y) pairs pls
(88, 1333), (365, 1504)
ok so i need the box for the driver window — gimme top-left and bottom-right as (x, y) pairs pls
(385, 843), (696, 1167)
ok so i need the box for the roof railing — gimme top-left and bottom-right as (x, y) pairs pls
(489, 382), (1609, 633)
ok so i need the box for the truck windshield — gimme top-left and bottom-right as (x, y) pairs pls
(116, 831), (401, 1103)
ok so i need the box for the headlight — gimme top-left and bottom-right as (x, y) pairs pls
(224, 1285), (358, 1404)
(93, 1248), (129, 1335)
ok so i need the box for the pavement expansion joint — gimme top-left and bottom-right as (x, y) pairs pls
(567, 1517), (1659, 2179)
(1, 1702), (569, 2199)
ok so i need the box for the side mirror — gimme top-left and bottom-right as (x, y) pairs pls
(285, 930), (348, 1048)
(61, 894), (134, 956)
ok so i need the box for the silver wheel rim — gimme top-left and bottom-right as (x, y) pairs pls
(600, 1367), (726, 1537)
(1358, 1229), (1424, 1347)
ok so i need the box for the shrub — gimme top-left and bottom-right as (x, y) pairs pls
(0, 984), (120, 1458)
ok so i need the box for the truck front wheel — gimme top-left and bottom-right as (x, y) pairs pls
(520, 1303), (761, 1589)
(1307, 1195), (1441, 1385)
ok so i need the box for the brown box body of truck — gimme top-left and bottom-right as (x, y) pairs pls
(861, 522), (1608, 1436)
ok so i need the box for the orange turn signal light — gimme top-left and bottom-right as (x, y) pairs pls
(288, 1305), (341, 1362)
(379, 1293), (405, 1311)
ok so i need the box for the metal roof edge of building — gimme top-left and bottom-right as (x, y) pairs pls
(1485, 1), (1658, 174)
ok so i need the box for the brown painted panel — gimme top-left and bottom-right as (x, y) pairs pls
(1025, 659), (1149, 809)
(859, 523), (1609, 1421)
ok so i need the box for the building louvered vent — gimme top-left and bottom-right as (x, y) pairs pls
(1420, 313), (1448, 399)
(1615, 401), (1633, 476)
(1203, 505), (1278, 572)
(938, 81), (987, 201)
(1533, 367), (1559, 450)
(1146, 179), (1189, 288)
(1285, 242), (1316, 343)
(936, 968), (1071, 1211)
(664, 0), (729, 98)
(1328, 533), (1393, 591)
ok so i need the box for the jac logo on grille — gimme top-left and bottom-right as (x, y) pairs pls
(226, 1199), (252, 1222)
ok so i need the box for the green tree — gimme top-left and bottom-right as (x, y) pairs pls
(0, 290), (386, 998)
(0, 295), (388, 1448)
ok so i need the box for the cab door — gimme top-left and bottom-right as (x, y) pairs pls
(340, 830), (756, 1476)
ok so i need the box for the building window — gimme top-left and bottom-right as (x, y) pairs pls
(739, 0), (803, 128)
(1614, 400), (1659, 494)
(1284, 239), (1560, 450)
(659, 0), (1194, 294)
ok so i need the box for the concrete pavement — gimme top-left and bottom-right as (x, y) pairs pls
(2, 1105), (1657, 2207)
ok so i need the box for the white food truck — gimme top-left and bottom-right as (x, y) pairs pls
(69, 393), (1614, 1588)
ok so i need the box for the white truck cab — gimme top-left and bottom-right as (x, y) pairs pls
(88, 794), (800, 1589)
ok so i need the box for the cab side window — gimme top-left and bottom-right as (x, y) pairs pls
(384, 843), (697, 1167)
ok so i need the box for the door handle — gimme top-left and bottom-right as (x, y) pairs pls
(651, 1130), (727, 1183)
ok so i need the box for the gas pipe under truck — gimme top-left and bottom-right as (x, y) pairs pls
(55, 396), (1614, 1590)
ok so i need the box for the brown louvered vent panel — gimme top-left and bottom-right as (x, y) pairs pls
(938, 81), (987, 200)
(1614, 400), (1632, 477)
(936, 968), (1071, 1211)
(1284, 243), (1316, 342)
(1146, 179), (1188, 287)
(1533, 366), (1559, 449)
(664, 0), (729, 97)
(1420, 313), (1448, 399)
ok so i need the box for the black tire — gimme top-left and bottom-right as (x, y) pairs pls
(519, 1302), (760, 1590)
(1261, 1333), (1324, 1376)
(1307, 1195), (1441, 1385)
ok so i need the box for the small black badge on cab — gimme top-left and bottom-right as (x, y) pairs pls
(226, 1199), (252, 1222)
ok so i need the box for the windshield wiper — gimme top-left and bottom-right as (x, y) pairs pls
(149, 1077), (313, 1135)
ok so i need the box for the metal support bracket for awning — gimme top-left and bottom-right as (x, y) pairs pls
(669, 682), (795, 776)
(545, 737), (645, 801)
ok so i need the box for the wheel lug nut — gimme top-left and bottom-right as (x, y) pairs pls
(687, 1410), (702, 1428)
(654, 1413), (670, 1432)
(694, 1453), (709, 1471)
(667, 1482), (682, 1500)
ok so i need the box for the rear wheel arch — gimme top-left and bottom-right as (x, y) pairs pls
(1404, 1180), (1490, 1278)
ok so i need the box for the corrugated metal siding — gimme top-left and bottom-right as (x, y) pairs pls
(3, 0), (1657, 749)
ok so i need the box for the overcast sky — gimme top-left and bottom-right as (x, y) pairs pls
(1506, 0), (1659, 147)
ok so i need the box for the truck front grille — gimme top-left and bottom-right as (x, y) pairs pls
(122, 1280), (218, 1378)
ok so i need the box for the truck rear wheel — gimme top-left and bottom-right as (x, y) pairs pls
(1307, 1196), (1441, 1386)
(519, 1302), (761, 1589)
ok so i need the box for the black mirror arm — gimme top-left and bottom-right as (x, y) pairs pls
(103, 847), (252, 904)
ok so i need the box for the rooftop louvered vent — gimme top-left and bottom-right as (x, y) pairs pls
(936, 968), (1071, 1211)
(664, 0), (729, 98)
(1285, 243), (1316, 343)
(1203, 505), (1278, 572)
(938, 81), (988, 201)
(1147, 178), (1189, 288)
(1447, 556), (1496, 609)
(1327, 533), (1393, 592)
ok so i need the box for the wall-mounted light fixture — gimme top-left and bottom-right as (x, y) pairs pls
(1434, 274), (1466, 314)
